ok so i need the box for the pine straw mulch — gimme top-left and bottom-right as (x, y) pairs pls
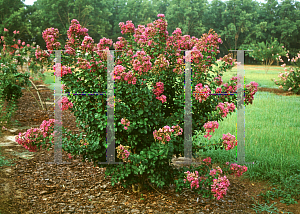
(0, 78), (299, 214)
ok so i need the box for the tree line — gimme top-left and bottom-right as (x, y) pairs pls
(0, 0), (299, 65)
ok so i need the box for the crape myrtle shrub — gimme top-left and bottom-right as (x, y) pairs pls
(37, 15), (257, 194)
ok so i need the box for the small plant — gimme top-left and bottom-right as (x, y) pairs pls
(139, 193), (145, 201)
(0, 148), (16, 168)
(250, 197), (294, 214)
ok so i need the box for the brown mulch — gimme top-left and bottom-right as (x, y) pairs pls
(0, 78), (299, 213)
(257, 87), (300, 97)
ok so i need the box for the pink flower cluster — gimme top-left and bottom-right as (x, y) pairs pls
(116, 145), (131, 162)
(245, 82), (259, 105)
(223, 77), (238, 93)
(273, 53), (300, 91)
(214, 75), (223, 86)
(211, 175), (230, 200)
(193, 83), (211, 103)
(153, 125), (183, 144)
(15, 128), (43, 152)
(153, 54), (169, 73)
(215, 87), (222, 94)
(220, 54), (234, 67)
(121, 118), (130, 130)
(153, 14), (168, 39)
(131, 50), (152, 76)
(134, 14), (167, 47)
(202, 157), (212, 166)
(203, 122), (237, 150)
(190, 30), (225, 73)
(212, 74), (257, 105)
(216, 101), (235, 118)
(1, 30), (31, 56)
(114, 36), (128, 51)
(152, 82), (166, 103)
(184, 166), (230, 200)
(35, 47), (50, 61)
(172, 56), (185, 75)
(226, 162), (248, 177)
(53, 64), (72, 77)
(76, 57), (92, 70)
(222, 133), (237, 150)
(65, 19), (89, 56)
(209, 166), (223, 178)
(96, 37), (113, 52)
(58, 97), (73, 111)
(95, 37), (113, 63)
(42, 27), (61, 52)
(182, 34), (199, 50)
(119, 20), (135, 35)
(112, 65), (136, 85)
(80, 36), (94, 53)
(133, 23), (157, 48)
(67, 19), (89, 39)
(183, 156), (248, 200)
(39, 119), (57, 136)
(203, 121), (219, 140)
(15, 119), (56, 152)
(189, 45), (204, 65)
(184, 170), (202, 189)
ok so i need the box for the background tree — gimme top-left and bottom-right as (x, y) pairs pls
(23, 0), (113, 50)
(217, 0), (260, 60)
(0, 0), (33, 51)
(165, 0), (208, 39)
(240, 37), (288, 73)
(274, 0), (300, 60)
(202, 0), (228, 59)
(1, 0), (299, 66)
(107, 0), (161, 44)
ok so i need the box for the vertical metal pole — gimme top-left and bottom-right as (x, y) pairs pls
(98, 49), (123, 165)
(46, 50), (70, 165)
(183, 50), (193, 163)
(236, 50), (246, 164)
(229, 50), (255, 166)
(46, 50), (70, 164)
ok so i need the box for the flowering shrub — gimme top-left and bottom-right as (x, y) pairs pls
(272, 50), (300, 95)
(16, 15), (258, 199)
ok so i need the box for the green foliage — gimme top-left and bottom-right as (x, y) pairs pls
(0, 58), (30, 128)
(240, 37), (288, 73)
(164, 0), (208, 38)
(272, 66), (300, 95)
(36, 19), (245, 195)
(1, 0), (300, 65)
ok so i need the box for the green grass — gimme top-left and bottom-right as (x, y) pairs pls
(43, 72), (56, 86)
(191, 65), (300, 211)
(221, 65), (299, 89)
(0, 147), (15, 168)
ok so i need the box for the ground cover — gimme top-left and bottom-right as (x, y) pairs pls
(0, 64), (299, 213)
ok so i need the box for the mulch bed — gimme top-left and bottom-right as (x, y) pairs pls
(0, 79), (299, 213)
